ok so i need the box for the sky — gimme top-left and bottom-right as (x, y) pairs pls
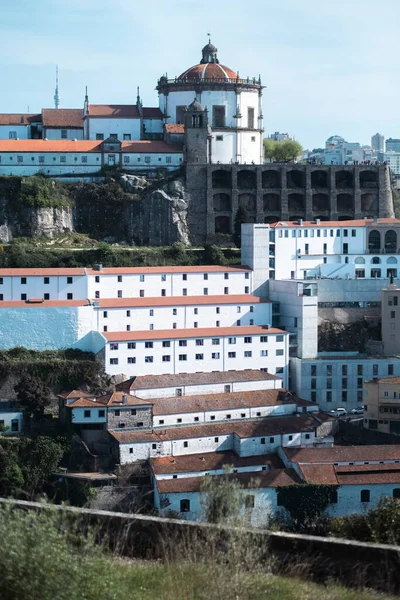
(0, 0), (398, 149)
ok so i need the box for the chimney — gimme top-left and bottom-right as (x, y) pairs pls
(122, 394), (127, 405)
(298, 219), (303, 226)
(315, 218), (321, 225)
(94, 263), (103, 271)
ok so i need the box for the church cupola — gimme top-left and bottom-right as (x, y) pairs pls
(200, 38), (219, 64)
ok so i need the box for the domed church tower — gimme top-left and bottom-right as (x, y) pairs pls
(157, 39), (264, 165)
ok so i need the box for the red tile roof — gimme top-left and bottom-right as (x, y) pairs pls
(0, 299), (89, 309)
(283, 445), (400, 464)
(58, 390), (95, 400)
(65, 391), (152, 408)
(150, 451), (283, 475)
(121, 140), (181, 154)
(335, 464), (400, 485)
(178, 63), (239, 82)
(0, 268), (86, 277)
(375, 377), (400, 385)
(143, 107), (163, 118)
(86, 104), (140, 118)
(109, 413), (324, 444)
(0, 113), (41, 125)
(118, 370), (281, 391)
(0, 140), (101, 153)
(97, 294), (268, 309)
(299, 463), (338, 485)
(103, 325), (286, 342)
(165, 124), (184, 134)
(156, 468), (300, 494)
(271, 218), (400, 228)
(87, 265), (251, 275)
(42, 108), (84, 129)
(151, 389), (299, 416)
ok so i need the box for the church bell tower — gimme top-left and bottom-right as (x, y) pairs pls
(184, 98), (210, 164)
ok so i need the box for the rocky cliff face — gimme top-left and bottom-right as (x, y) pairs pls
(0, 173), (190, 245)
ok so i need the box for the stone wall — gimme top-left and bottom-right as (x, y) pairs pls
(185, 163), (394, 243)
(107, 406), (152, 430)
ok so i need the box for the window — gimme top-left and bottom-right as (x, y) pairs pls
(388, 364), (394, 375)
(127, 342), (136, 349)
(203, 288), (208, 295)
(357, 364), (363, 376)
(216, 321), (220, 327)
(360, 489), (370, 503)
(84, 410), (91, 418)
(212, 352), (220, 359)
(194, 416), (199, 422)
(213, 105), (225, 127)
(194, 308), (198, 315)
(161, 274), (167, 281)
(373, 364), (379, 377)
(21, 277), (27, 285)
(103, 326), (108, 332)
(110, 358), (118, 365)
(145, 342), (153, 348)
(245, 286), (249, 294)
(67, 293), (73, 300)
(145, 356), (153, 363)
(204, 273), (208, 280)
(177, 418), (182, 423)
(162, 355), (171, 362)
(260, 336), (268, 343)
(224, 385), (231, 393)
(179, 340), (187, 347)
(152, 443), (157, 450)
(114, 409), (120, 417)
(343, 243), (348, 254)
(127, 357), (136, 364)
(110, 343), (119, 350)
(393, 489), (400, 499)
(17, 155), (23, 163)
(183, 288), (187, 296)
(216, 307), (220, 314)
(81, 156), (88, 163)
(244, 351), (252, 357)
(236, 320), (241, 326)
(326, 391), (332, 402)
(228, 352), (236, 358)
(247, 107), (255, 128)
(159, 419), (164, 425)
(276, 349), (284, 356)
(244, 337), (252, 344)
(126, 310), (131, 317)
(44, 293), (50, 300)
(196, 339), (204, 346)
(139, 290), (144, 297)
(276, 335), (284, 342)
(123, 133), (131, 140)
(342, 391), (347, 402)
(226, 414), (232, 419)
(180, 499), (191, 513)
(229, 337), (236, 345)
(183, 441), (188, 448)
(9, 131), (17, 139)
(391, 311), (396, 319)
(195, 354), (204, 360)
(179, 354), (187, 361)
(182, 274), (187, 281)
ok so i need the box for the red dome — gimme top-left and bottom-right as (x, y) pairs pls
(178, 62), (238, 82)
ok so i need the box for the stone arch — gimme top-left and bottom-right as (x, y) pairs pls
(360, 170), (378, 189)
(289, 215), (303, 221)
(335, 170), (354, 188)
(385, 230), (397, 252)
(387, 256), (398, 264)
(361, 193), (378, 212)
(337, 193), (354, 212)
(369, 230), (381, 252)
(288, 193), (305, 212)
(213, 193), (231, 211)
(314, 215), (329, 221)
(262, 170), (280, 188)
(338, 215), (353, 221)
(287, 170), (305, 188)
(263, 193), (280, 211)
(264, 216), (279, 224)
(355, 257), (366, 264)
(212, 170), (231, 187)
(371, 256), (381, 264)
(311, 170), (328, 188)
(215, 216), (230, 234)
(237, 170), (256, 189)
(239, 193), (256, 211)
(312, 193), (329, 211)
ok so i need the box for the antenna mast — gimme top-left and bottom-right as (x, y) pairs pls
(54, 65), (60, 109)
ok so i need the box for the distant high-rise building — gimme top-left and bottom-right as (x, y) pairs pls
(371, 133), (384, 152)
(386, 138), (400, 152)
(268, 132), (290, 142)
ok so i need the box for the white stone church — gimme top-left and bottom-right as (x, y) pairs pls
(0, 41), (264, 176)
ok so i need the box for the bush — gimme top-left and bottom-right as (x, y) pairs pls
(20, 176), (70, 208)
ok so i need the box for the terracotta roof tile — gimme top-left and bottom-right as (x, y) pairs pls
(0, 113), (41, 125)
(109, 413), (322, 444)
(165, 124), (184, 134)
(283, 445), (400, 464)
(156, 468), (300, 494)
(299, 463), (339, 485)
(271, 218), (400, 228)
(97, 295), (268, 309)
(143, 108), (163, 118)
(58, 390), (95, 400)
(150, 451), (284, 475)
(375, 377), (400, 385)
(151, 389), (302, 416)
(121, 140), (182, 153)
(0, 299), (89, 308)
(42, 108), (83, 129)
(87, 104), (140, 118)
(118, 370), (281, 391)
(0, 140), (101, 153)
(87, 265), (251, 275)
(103, 325), (286, 343)
(335, 464), (400, 485)
(0, 268), (86, 277)
(178, 63), (239, 82)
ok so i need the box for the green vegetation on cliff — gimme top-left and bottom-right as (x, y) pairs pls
(20, 176), (70, 208)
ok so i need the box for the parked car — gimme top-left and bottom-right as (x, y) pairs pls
(329, 408), (348, 417)
(351, 406), (364, 415)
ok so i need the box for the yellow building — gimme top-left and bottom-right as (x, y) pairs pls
(364, 377), (400, 434)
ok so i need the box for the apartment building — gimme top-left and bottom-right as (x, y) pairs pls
(364, 377), (400, 434)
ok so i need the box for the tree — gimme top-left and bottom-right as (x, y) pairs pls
(233, 206), (249, 248)
(14, 374), (52, 419)
(276, 483), (337, 531)
(200, 470), (245, 525)
(263, 139), (277, 161)
(263, 139), (304, 163)
(203, 244), (226, 265)
(20, 437), (66, 497)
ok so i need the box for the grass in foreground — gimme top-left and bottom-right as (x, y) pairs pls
(0, 506), (395, 600)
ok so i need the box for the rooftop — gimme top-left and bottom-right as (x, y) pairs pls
(97, 294), (269, 309)
(42, 108), (84, 129)
(0, 113), (41, 125)
(283, 445), (400, 464)
(118, 370), (281, 391)
(150, 451), (283, 475)
(271, 218), (400, 228)
(0, 265), (251, 277)
(156, 468), (300, 494)
(103, 325), (286, 343)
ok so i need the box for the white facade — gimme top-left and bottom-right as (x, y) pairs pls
(0, 409), (23, 434)
(103, 327), (289, 382)
(85, 117), (141, 141)
(0, 124), (31, 140)
(44, 128), (84, 140)
(242, 221), (400, 282)
(291, 355), (400, 410)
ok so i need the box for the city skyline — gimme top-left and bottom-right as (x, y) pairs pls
(0, 0), (398, 149)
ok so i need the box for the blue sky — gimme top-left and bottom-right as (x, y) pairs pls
(0, 0), (398, 149)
